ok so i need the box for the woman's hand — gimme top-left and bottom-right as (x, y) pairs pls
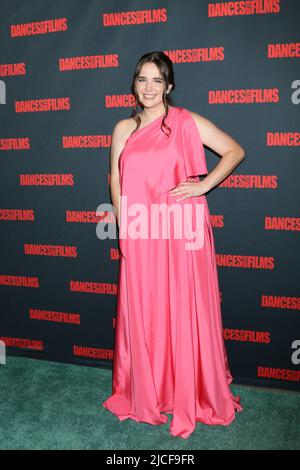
(168, 180), (210, 201)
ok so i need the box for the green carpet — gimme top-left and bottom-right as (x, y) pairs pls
(0, 356), (299, 450)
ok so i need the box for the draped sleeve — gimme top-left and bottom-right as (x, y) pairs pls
(118, 106), (208, 203)
(181, 109), (208, 179)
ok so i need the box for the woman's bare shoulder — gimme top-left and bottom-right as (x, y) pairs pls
(112, 116), (136, 142)
(110, 117), (137, 163)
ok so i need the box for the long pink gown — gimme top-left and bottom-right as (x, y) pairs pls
(102, 106), (243, 439)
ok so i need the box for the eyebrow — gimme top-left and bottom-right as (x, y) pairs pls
(137, 75), (163, 79)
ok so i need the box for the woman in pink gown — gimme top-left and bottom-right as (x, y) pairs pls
(102, 52), (245, 439)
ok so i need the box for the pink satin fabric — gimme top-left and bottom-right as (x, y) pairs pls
(102, 106), (243, 439)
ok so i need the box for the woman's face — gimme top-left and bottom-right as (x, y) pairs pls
(135, 62), (172, 109)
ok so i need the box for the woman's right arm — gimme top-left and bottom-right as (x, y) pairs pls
(109, 120), (129, 227)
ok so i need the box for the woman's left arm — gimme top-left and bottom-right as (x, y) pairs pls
(192, 112), (245, 193)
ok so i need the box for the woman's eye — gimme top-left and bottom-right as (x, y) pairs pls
(137, 79), (163, 83)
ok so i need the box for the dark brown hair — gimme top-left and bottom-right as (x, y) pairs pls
(129, 51), (176, 138)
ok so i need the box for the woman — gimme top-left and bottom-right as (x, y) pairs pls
(102, 51), (245, 439)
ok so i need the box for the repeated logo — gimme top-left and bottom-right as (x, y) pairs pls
(0, 0), (299, 388)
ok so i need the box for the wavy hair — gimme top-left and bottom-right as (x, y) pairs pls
(129, 51), (176, 138)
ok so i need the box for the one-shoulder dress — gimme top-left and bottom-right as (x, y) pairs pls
(102, 106), (243, 439)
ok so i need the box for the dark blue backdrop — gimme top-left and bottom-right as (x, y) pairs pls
(0, 0), (299, 392)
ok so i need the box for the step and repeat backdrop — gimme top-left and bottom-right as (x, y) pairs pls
(0, 0), (299, 392)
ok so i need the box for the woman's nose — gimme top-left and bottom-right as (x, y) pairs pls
(145, 82), (153, 91)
